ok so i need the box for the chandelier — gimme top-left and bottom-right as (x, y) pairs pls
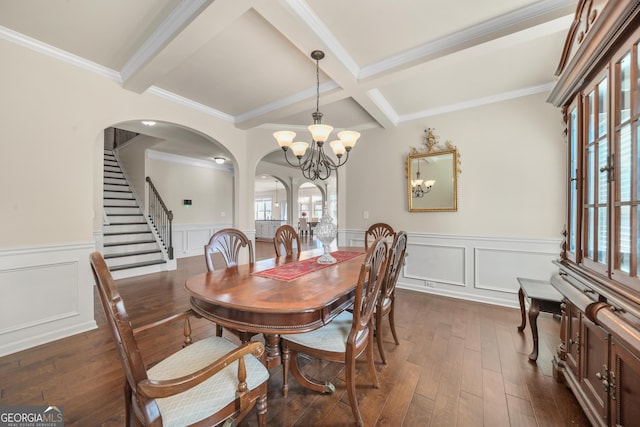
(273, 50), (360, 181)
(411, 159), (435, 198)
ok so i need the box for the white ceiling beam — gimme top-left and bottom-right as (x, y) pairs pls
(121, 0), (249, 93)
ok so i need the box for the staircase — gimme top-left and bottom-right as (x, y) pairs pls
(103, 150), (168, 279)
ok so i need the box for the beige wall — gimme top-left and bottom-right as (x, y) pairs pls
(344, 92), (565, 239)
(117, 135), (164, 207)
(146, 157), (233, 225)
(0, 37), (253, 248)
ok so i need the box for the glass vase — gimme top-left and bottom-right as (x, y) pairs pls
(315, 207), (337, 264)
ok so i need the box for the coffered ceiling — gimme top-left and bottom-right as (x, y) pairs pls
(0, 0), (576, 167)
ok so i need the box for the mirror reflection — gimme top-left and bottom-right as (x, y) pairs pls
(408, 149), (457, 211)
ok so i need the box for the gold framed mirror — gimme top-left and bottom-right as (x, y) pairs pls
(407, 128), (460, 212)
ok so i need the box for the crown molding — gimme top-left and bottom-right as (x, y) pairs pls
(398, 82), (555, 122)
(147, 149), (232, 171)
(120, 0), (211, 81)
(0, 25), (121, 81)
(235, 80), (338, 123)
(360, 0), (575, 79)
(147, 86), (234, 122)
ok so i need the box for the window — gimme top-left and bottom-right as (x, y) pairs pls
(255, 197), (272, 220)
(312, 195), (323, 218)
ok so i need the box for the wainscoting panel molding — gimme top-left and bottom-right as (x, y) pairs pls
(172, 223), (233, 258)
(342, 230), (560, 308)
(403, 242), (466, 287)
(474, 247), (557, 293)
(0, 242), (97, 357)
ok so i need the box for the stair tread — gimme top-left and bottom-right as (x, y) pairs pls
(104, 249), (162, 259)
(104, 242), (156, 248)
(108, 259), (167, 271)
(103, 234), (153, 240)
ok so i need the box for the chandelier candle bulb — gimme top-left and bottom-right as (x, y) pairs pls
(329, 140), (346, 157)
(338, 130), (360, 149)
(274, 131), (296, 148)
(308, 124), (333, 142)
(291, 141), (309, 157)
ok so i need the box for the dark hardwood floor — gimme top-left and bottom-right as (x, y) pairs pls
(0, 237), (589, 426)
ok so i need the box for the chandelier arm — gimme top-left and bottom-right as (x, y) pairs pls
(282, 149), (305, 168)
(300, 142), (319, 170)
(332, 151), (350, 168)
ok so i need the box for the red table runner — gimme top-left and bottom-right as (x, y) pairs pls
(253, 251), (362, 282)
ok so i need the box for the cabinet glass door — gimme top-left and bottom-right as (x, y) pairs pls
(583, 76), (609, 274)
(613, 44), (640, 285)
(567, 104), (580, 261)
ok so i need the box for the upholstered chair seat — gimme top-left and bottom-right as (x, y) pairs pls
(147, 337), (270, 426)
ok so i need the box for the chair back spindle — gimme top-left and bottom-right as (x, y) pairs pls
(365, 222), (395, 250)
(274, 225), (301, 257)
(204, 228), (254, 271)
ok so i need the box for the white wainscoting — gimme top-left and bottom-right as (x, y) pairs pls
(0, 242), (97, 357)
(172, 223), (255, 259)
(341, 230), (560, 309)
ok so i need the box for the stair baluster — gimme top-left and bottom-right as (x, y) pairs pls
(146, 177), (174, 259)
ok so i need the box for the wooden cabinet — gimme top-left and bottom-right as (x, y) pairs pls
(549, 2), (640, 424)
(553, 289), (640, 426)
(580, 316), (608, 423)
(609, 335), (640, 426)
(565, 302), (581, 377)
(255, 220), (284, 240)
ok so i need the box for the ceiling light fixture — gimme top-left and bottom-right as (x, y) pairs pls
(273, 50), (360, 181)
(213, 157), (225, 164)
(141, 120), (156, 126)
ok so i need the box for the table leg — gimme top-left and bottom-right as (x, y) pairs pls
(264, 334), (282, 369)
(528, 299), (541, 361)
(517, 287), (526, 331)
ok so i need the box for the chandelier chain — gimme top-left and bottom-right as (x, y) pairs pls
(315, 55), (320, 115)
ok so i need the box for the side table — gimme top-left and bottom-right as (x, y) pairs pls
(517, 277), (563, 361)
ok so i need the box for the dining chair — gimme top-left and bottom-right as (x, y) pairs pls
(364, 222), (395, 250)
(204, 228), (254, 271)
(375, 230), (408, 364)
(281, 237), (389, 427)
(298, 217), (310, 237)
(204, 228), (256, 340)
(273, 224), (301, 257)
(89, 252), (269, 427)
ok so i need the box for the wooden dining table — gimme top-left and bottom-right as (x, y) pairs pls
(185, 247), (366, 368)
